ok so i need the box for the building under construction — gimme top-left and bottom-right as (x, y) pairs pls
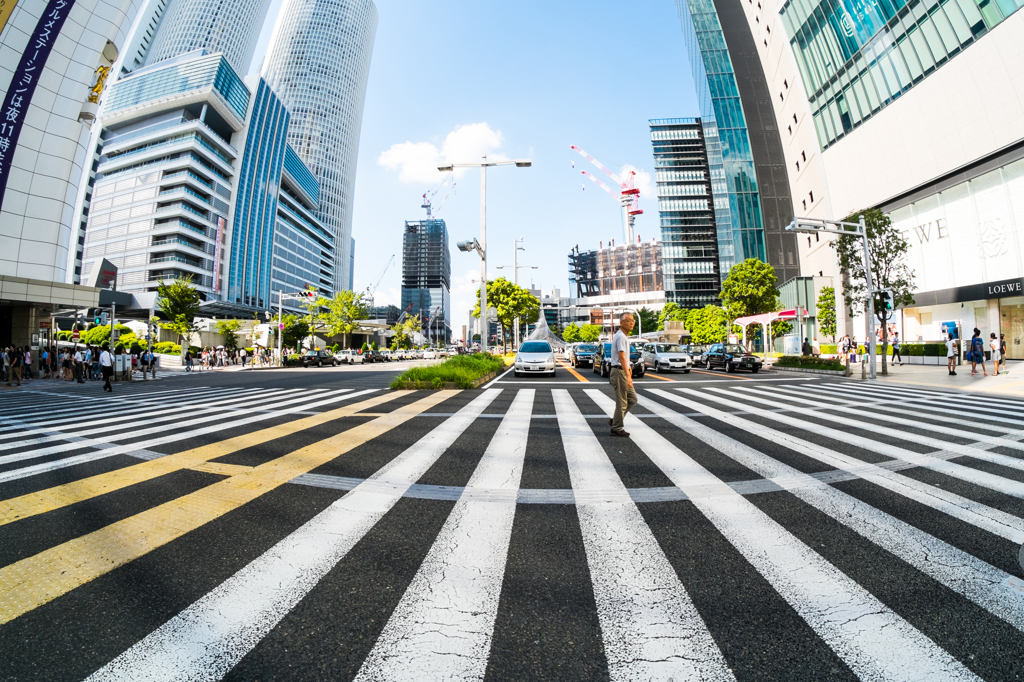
(568, 240), (663, 298)
(401, 219), (450, 344)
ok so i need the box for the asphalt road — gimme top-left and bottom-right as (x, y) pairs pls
(1, 360), (1023, 681)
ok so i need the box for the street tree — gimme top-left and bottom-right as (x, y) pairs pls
(214, 319), (242, 350)
(324, 290), (369, 348)
(578, 324), (603, 343)
(816, 286), (837, 342)
(562, 323), (581, 343)
(657, 302), (687, 331)
(473, 278), (540, 353)
(685, 305), (731, 344)
(298, 287), (328, 350)
(835, 208), (916, 374)
(720, 259), (780, 347)
(156, 278), (201, 358)
(389, 314), (420, 350)
(276, 315), (309, 349)
(631, 306), (658, 336)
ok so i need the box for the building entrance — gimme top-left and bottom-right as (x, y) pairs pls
(1001, 300), (1024, 360)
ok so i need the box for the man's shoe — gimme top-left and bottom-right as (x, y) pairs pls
(609, 418), (613, 426)
(610, 428), (630, 437)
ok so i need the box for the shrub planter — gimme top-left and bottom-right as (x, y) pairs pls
(769, 365), (847, 376)
(392, 369), (500, 390)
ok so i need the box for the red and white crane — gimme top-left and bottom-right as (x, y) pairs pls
(571, 144), (643, 244)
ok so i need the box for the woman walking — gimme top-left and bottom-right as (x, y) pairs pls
(991, 333), (1003, 376)
(970, 328), (987, 376)
(946, 332), (958, 376)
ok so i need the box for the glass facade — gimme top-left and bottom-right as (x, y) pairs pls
(650, 118), (722, 308)
(674, 0), (767, 276)
(401, 219), (451, 342)
(229, 79), (289, 310)
(781, 0), (1024, 149)
(283, 145), (320, 206)
(104, 53), (250, 122)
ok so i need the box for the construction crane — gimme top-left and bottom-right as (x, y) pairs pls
(571, 144), (643, 243)
(366, 254), (394, 310)
(421, 173), (456, 218)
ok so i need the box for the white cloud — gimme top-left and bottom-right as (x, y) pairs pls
(373, 286), (401, 307)
(450, 268), (483, 316)
(378, 123), (507, 185)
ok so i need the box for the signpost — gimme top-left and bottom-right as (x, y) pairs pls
(72, 329), (80, 342)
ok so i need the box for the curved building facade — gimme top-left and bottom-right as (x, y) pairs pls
(263, 0), (378, 293)
(143, 0), (273, 75)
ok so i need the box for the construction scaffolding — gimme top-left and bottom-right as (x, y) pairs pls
(568, 240), (663, 299)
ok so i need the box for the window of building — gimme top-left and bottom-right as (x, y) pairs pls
(802, 199), (807, 210)
(788, 125), (792, 135)
(796, 161), (801, 171)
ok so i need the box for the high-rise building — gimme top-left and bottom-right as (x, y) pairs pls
(650, 118), (720, 308)
(263, 0), (378, 293)
(143, 0), (273, 75)
(673, 0), (800, 282)
(401, 219), (450, 345)
(568, 241), (663, 298)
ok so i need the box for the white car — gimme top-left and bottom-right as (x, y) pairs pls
(642, 343), (692, 373)
(333, 349), (363, 365)
(422, 349), (438, 360)
(513, 340), (556, 377)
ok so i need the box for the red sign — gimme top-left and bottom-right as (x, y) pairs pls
(39, 321), (50, 329)
(72, 330), (80, 340)
(279, 323), (284, 330)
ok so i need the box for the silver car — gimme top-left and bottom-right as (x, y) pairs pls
(642, 343), (692, 373)
(513, 340), (556, 377)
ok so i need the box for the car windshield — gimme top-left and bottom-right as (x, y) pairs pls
(304, 350), (317, 356)
(724, 344), (747, 354)
(519, 342), (551, 353)
(656, 344), (687, 353)
(577, 344), (597, 352)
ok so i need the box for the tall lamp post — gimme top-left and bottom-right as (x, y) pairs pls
(496, 236), (538, 349)
(785, 215), (877, 379)
(445, 155), (531, 354)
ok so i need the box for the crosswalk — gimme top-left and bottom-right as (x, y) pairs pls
(1, 381), (1023, 680)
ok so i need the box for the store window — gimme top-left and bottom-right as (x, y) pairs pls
(1001, 297), (1024, 360)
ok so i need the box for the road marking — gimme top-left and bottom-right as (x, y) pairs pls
(84, 390), (498, 682)
(481, 365), (515, 389)
(689, 367), (751, 380)
(587, 390), (982, 681)
(557, 360), (590, 382)
(355, 389), (534, 680)
(0, 390), (456, 627)
(639, 389), (1024, 633)
(0, 390), (396, 526)
(552, 389), (734, 681)
(821, 383), (1024, 424)
(641, 371), (674, 381)
(666, 388), (1024, 543)
(0, 388), (372, 484)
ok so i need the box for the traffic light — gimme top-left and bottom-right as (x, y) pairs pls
(301, 289), (318, 301)
(100, 311), (109, 325)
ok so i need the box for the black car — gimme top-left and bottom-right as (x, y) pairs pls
(702, 343), (763, 373)
(364, 349), (384, 363)
(301, 349), (336, 367)
(568, 343), (598, 368)
(592, 342), (645, 378)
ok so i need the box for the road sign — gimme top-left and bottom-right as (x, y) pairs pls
(279, 323), (284, 330)
(39, 321), (50, 329)
(72, 329), (80, 341)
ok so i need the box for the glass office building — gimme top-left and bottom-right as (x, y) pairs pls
(263, 0), (378, 294)
(781, 0), (1023, 150)
(674, 0), (800, 283)
(401, 219), (451, 344)
(650, 118), (722, 307)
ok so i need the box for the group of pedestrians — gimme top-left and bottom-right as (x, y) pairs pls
(2, 344), (130, 392)
(961, 328), (1008, 377)
(183, 346), (269, 372)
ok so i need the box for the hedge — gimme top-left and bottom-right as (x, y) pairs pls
(819, 344), (866, 355)
(391, 353), (506, 389)
(774, 355), (845, 371)
(901, 343), (947, 357)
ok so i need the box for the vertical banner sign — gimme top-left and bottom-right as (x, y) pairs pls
(213, 216), (225, 292)
(0, 0), (76, 212)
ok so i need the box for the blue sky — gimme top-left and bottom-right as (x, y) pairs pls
(251, 0), (700, 321)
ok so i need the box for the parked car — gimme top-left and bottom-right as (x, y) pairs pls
(568, 343), (599, 368)
(301, 349), (336, 367)
(514, 340), (556, 377)
(379, 350), (394, 362)
(364, 349), (385, 363)
(334, 349), (363, 365)
(642, 342), (692, 373)
(592, 342), (645, 378)
(422, 349), (438, 360)
(702, 343), (763, 373)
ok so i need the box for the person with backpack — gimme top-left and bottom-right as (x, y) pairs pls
(890, 331), (902, 366)
(970, 328), (987, 376)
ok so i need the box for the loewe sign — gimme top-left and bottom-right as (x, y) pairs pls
(988, 280), (1023, 296)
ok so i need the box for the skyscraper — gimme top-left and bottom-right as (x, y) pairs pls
(263, 0), (378, 293)
(402, 219), (450, 345)
(143, 0), (273, 75)
(650, 118), (720, 308)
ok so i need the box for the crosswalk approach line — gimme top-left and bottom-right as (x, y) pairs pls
(587, 390), (983, 681)
(0, 388), (296, 452)
(83, 389), (496, 682)
(736, 384), (1024, 467)
(0, 388), (372, 485)
(0, 389), (398, 526)
(843, 381), (1024, 413)
(0, 390), (458, 628)
(551, 389), (735, 682)
(667, 388), (1024, 543)
(354, 389), (535, 681)
(639, 389), (1024, 632)
(702, 386), (1024, 500)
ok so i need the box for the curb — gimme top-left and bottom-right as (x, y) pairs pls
(768, 365), (847, 376)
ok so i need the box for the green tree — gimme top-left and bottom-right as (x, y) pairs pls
(323, 290), (369, 347)
(389, 314), (420, 350)
(157, 278), (202, 358)
(685, 305), (730, 344)
(214, 319), (242, 350)
(579, 324), (603, 343)
(562, 323), (581, 343)
(472, 278), (540, 353)
(630, 306), (659, 337)
(274, 314), (309, 349)
(81, 323), (132, 347)
(835, 208), (916, 374)
(297, 287), (328, 349)
(657, 302), (687, 331)
(720, 259), (781, 347)
(816, 286), (837, 342)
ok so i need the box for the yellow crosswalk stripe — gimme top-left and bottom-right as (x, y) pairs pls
(0, 390), (457, 626)
(0, 391), (404, 527)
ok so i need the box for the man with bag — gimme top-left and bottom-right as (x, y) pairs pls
(609, 312), (638, 438)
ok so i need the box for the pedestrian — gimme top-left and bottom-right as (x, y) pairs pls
(609, 311), (638, 438)
(22, 347), (32, 381)
(74, 346), (85, 383)
(801, 337), (811, 356)
(40, 346), (49, 379)
(184, 347), (193, 372)
(3, 346), (14, 386)
(1000, 334), (1008, 374)
(946, 332), (958, 376)
(11, 347), (22, 385)
(811, 337), (821, 357)
(990, 333), (1003, 376)
(61, 349), (71, 381)
(100, 346), (113, 392)
(970, 328), (987, 376)
(891, 331), (902, 366)
(240, 347), (248, 367)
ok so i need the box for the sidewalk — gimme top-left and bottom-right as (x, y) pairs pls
(843, 359), (1024, 397)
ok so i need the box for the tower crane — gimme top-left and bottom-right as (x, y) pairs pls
(571, 144), (643, 243)
(366, 254), (394, 310)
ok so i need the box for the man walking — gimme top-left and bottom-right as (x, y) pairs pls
(74, 346), (85, 383)
(891, 331), (902, 366)
(609, 312), (638, 438)
(100, 347), (113, 392)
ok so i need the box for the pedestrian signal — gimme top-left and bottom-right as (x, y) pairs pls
(877, 289), (894, 311)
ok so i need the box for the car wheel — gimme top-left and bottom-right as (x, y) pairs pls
(683, 369), (690, 374)
(635, 367), (644, 378)
(751, 367), (759, 374)
(725, 362), (734, 373)
(706, 359), (712, 370)
(514, 370), (521, 377)
(317, 360), (322, 367)
(602, 363), (609, 378)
